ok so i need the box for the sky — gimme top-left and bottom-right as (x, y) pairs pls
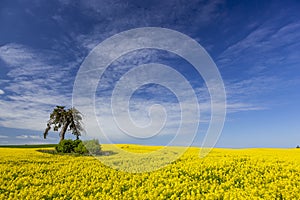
(0, 0), (299, 148)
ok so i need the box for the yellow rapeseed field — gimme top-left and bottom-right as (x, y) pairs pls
(1, 145), (300, 199)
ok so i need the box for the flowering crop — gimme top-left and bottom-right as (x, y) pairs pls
(1, 145), (300, 199)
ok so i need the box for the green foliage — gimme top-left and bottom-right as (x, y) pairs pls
(56, 139), (74, 153)
(55, 139), (100, 155)
(44, 106), (84, 141)
(83, 139), (101, 155)
(72, 139), (83, 149)
(74, 142), (88, 154)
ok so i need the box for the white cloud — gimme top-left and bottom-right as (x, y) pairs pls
(16, 135), (29, 139)
(215, 20), (300, 116)
(78, 68), (265, 143)
(72, 32), (269, 144)
(0, 40), (268, 145)
(0, 13), (273, 145)
(0, 43), (74, 131)
(29, 135), (42, 140)
(0, 89), (4, 95)
(14, 135), (43, 140)
(218, 20), (300, 70)
(0, 135), (8, 138)
(54, 0), (224, 51)
(225, 76), (279, 99)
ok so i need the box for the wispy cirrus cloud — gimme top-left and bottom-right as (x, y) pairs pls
(15, 135), (29, 139)
(216, 17), (300, 111)
(0, 135), (9, 138)
(0, 43), (77, 131)
(1, 0), (292, 145)
(15, 134), (43, 140)
(218, 20), (300, 72)
(0, 39), (268, 143)
(54, 0), (225, 51)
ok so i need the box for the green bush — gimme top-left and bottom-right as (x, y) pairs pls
(55, 139), (101, 155)
(74, 142), (88, 154)
(83, 139), (101, 155)
(72, 139), (82, 149)
(56, 139), (74, 153)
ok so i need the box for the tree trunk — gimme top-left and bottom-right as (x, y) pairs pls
(60, 121), (70, 142)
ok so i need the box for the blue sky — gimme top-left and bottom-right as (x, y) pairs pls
(0, 0), (299, 148)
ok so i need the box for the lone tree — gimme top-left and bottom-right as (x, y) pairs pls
(43, 106), (84, 142)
